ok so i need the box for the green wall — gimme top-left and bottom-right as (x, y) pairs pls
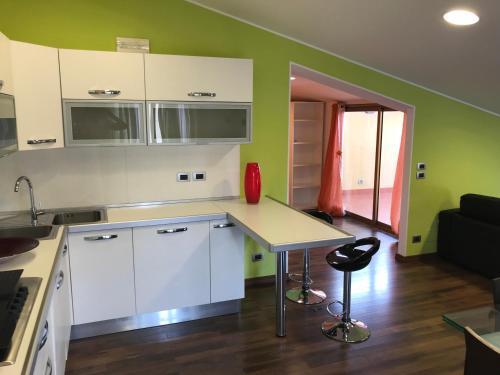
(1, 0), (499, 277)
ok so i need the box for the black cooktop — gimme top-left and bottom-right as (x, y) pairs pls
(0, 269), (28, 361)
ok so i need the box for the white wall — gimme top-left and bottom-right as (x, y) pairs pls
(0, 145), (240, 211)
(342, 111), (403, 190)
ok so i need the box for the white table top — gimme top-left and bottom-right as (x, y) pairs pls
(214, 197), (355, 252)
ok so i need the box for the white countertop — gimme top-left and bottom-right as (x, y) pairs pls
(71, 197), (354, 252)
(0, 226), (65, 375)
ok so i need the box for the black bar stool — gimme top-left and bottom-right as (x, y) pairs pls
(286, 209), (332, 305)
(321, 237), (380, 343)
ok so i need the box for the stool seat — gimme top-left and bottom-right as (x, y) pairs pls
(326, 237), (379, 272)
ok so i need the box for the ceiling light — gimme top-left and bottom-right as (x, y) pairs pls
(290, 76), (296, 80)
(443, 9), (479, 26)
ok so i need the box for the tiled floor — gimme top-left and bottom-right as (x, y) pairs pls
(343, 187), (393, 224)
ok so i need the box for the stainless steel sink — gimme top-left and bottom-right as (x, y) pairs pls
(0, 225), (56, 240)
(52, 210), (104, 225)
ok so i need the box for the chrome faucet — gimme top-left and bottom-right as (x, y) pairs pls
(14, 176), (42, 225)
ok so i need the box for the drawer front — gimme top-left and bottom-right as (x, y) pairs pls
(145, 54), (253, 102)
(210, 219), (245, 303)
(59, 49), (145, 100)
(68, 228), (136, 324)
(133, 221), (210, 314)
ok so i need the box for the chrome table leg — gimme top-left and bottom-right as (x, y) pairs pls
(276, 251), (287, 337)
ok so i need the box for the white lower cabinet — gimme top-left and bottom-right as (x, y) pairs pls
(68, 228), (136, 325)
(210, 220), (245, 303)
(133, 222), (211, 314)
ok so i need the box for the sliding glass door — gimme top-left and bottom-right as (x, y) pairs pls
(342, 111), (378, 220)
(341, 106), (404, 231)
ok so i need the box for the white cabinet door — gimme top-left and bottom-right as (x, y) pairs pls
(51, 242), (72, 375)
(0, 32), (13, 95)
(68, 228), (136, 324)
(133, 221), (210, 314)
(145, 54), (253, 102)
(210, 220), (245, 303)
(10, 41), (64, 150)
(59, 49), (145, 100)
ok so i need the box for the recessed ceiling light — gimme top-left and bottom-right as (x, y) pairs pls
(290, 76), (296, 80)
(443, 9), (479, 26)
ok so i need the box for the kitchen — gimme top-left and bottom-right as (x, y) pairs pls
(0, 22), (354, 375)
(1, 1), (498, 374)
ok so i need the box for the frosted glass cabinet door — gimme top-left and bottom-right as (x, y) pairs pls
(63, 101), (146, 146)
(148, 102), (251, 144)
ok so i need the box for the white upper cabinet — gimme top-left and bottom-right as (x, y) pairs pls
(0, 32), (13, 95)
(59, 49), (145, 100)
(145, 54), (253, 102)
(11, 41), (64, 150)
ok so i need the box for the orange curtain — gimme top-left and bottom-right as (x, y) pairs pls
(318, 104), (345, 217)
(390, 113), (407, 235)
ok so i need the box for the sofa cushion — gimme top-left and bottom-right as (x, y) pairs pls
(460, 194), (500, 225)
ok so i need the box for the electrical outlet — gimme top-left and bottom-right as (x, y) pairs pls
(192, 171), (206, 181)
(252, 253), (263, 262)
(412, 235), (422, 243)
(357, 178), (364, 185)
(176, 172), (190, 182)
(416, 171), (425, 179)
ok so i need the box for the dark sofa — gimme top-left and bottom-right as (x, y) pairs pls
(438, 194), (500, 278)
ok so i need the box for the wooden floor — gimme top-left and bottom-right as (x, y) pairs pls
(66, 217), (492, 374)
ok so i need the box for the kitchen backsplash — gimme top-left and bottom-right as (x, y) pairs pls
(0, 145), (240, 211)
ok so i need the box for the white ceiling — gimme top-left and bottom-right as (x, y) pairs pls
(190, 0), (500, 115)
(291, 75), (368, 104)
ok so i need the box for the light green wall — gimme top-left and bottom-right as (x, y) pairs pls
(1, 0), (499, 277)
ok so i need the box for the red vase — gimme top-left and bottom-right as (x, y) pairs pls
(244, 162), (261, 204)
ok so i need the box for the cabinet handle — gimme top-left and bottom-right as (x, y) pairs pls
(188, 92), (216, 98)
(84, 234), (118, 241)
(213, 223), (235, 229)
(56, 270), (64, 290)
(157, 227), (188, 234)
(38, 321), (49, 350)
(27, 139), (56, 145)
(45, 357), (53, 375)
(88, 89), (121, 96)
(63, 244), (68, 256)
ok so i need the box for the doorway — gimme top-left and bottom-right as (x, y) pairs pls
(289, 63), (414, 257)
(342, 105), (404, 232)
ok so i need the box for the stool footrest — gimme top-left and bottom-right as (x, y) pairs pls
(285, 287), (326, 305)
(321, 317), (370, 343)
(287, 273), (313, 285)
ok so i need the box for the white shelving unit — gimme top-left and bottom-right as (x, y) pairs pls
(289, 101), (325, 210)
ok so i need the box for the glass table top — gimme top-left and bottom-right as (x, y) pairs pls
(443, 306), (500, 347)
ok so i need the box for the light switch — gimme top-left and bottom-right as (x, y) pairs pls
(416, 171), (425, 179)
(416, 162), (426, 170)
